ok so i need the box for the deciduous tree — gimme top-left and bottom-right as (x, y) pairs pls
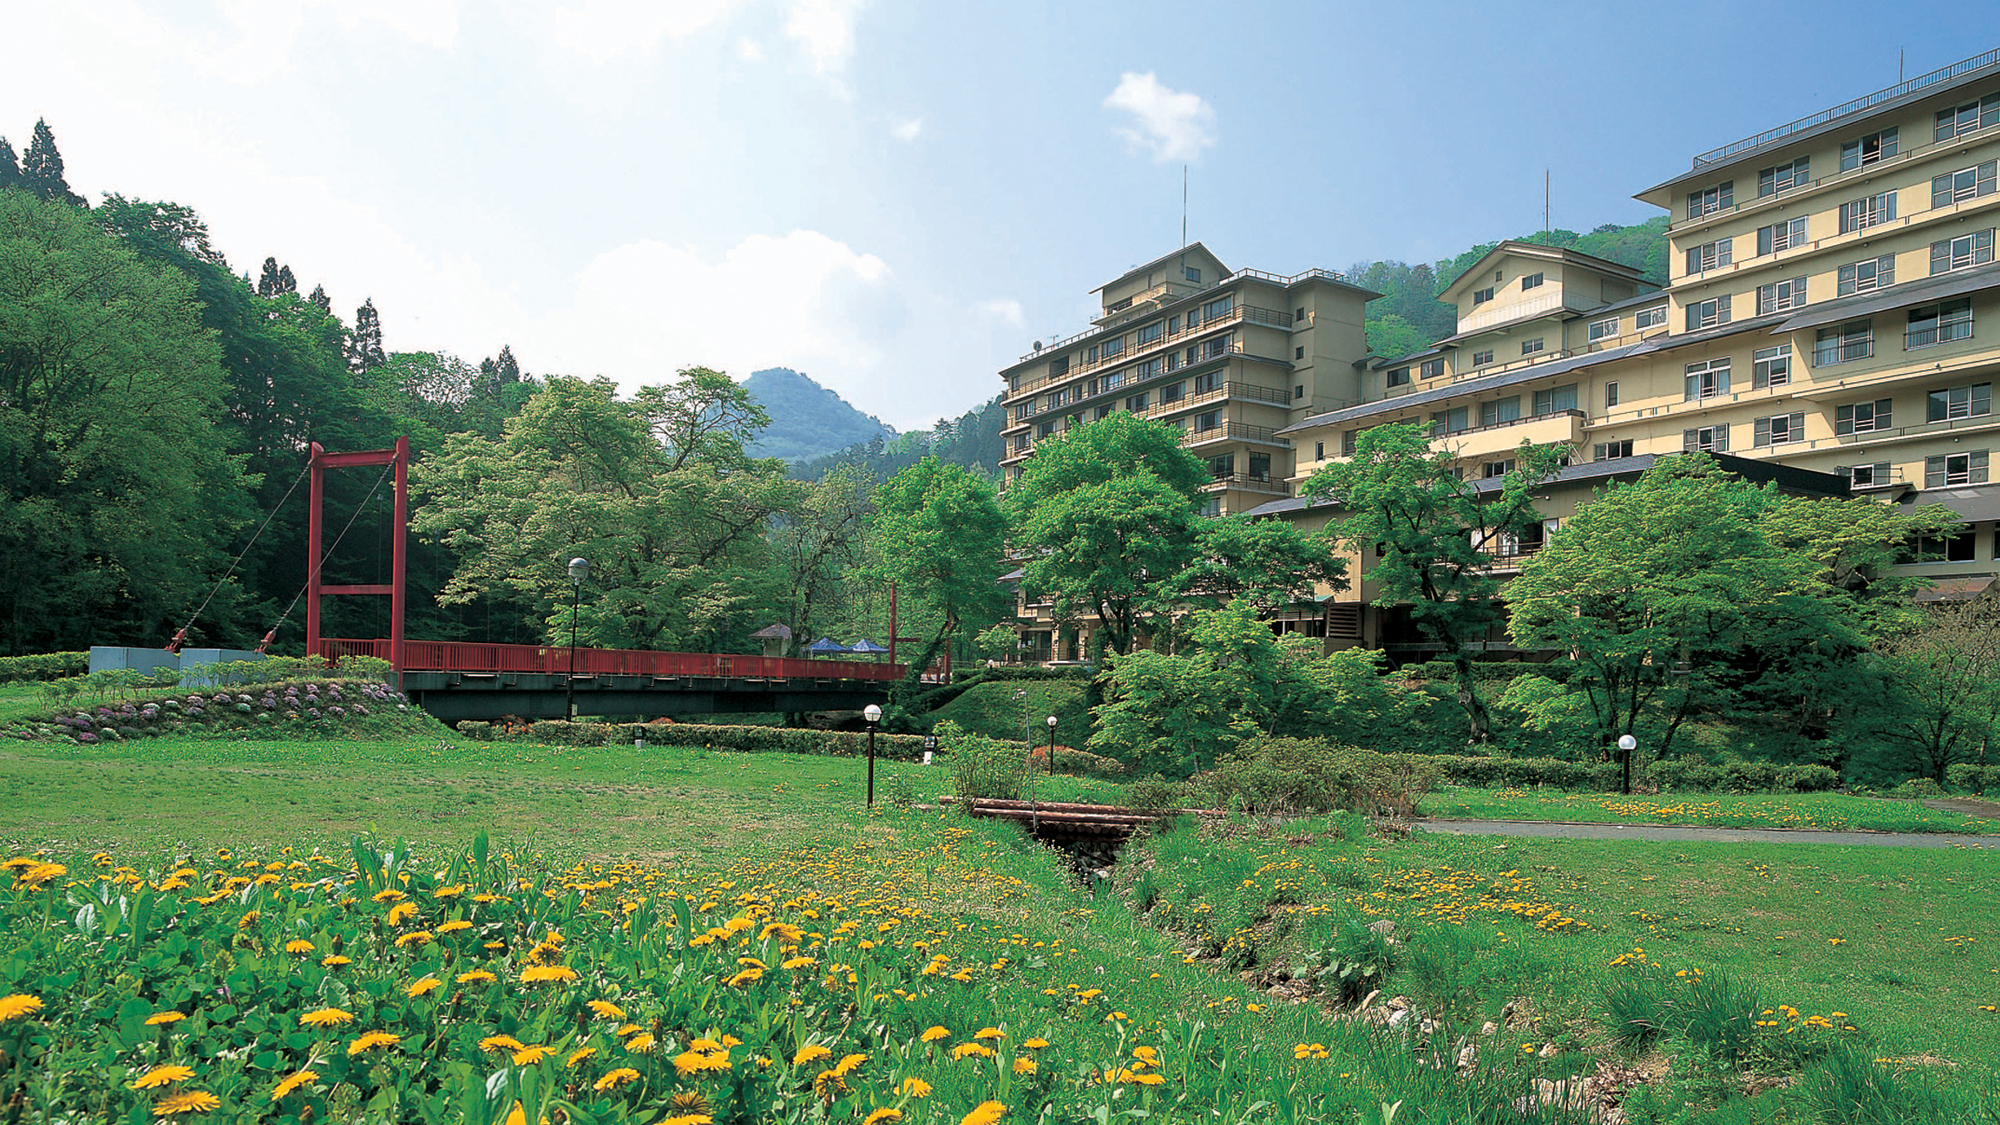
(870, 457), (1008, 685)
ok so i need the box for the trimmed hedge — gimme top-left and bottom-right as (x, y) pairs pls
(1649, 760), (1841, 794)
(0, 652), (88, 683)
(1423, 754), (1620, 791)
(956, 665), (1094, 684)
(1945, 763), (2000, 795)
(457, 719), (935, 761)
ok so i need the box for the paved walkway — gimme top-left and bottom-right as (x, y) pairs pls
(1417, 819), (1997, 849)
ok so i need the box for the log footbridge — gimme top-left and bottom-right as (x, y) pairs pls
(949, 798), (1212, 874)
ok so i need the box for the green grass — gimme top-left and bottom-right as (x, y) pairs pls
(1422, 786), (1999, 833)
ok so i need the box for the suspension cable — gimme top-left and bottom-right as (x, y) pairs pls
(258, 458), (399, 653)
(167, 459), (312, 652)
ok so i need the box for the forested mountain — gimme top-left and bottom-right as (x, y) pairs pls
(789, 395), (1008, 483)
(741, 367), (895, 462)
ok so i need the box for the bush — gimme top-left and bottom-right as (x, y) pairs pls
(0, 652), (88, 683)
(1211, 738), (1438, 817)
(958, 665), (1093, 684)
(455, 721), (495, 741)
(1125, 773), (1197, 812)
(1944, 763), (2000, 794)
(1889, 776), (1944, 799)
(1649, 759), (1841, 793)
(938, 720), (1027, 801)
(1422, 753), (1619, 790)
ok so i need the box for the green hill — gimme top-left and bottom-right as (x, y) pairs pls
(742, 367), (895, 463)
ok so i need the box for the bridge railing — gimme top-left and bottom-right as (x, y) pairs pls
(319, 638), (905, 682)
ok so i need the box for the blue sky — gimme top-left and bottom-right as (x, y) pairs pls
(4, 1), (1986, 430)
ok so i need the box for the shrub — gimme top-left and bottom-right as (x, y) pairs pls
(1125, 773), (1196, 812)
(1889, 776), (1944, 799)
(938, 720), (1027, 801)
(455, 721), (496, 741)
(1944, 763), (2000, 794)
(1422, 753), (1619, 791)
(1649, 759), (1841, 793)
(0, 652), (88, 683)
(1211, 738), (1438, 817)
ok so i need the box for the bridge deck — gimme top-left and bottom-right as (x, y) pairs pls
(321, 638), (903, 681)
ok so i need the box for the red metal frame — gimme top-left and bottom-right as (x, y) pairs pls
(306, 438), (410, 681)
(319, 638), (904, 682)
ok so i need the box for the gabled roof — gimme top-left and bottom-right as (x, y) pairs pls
(1772, 260), (2000, 334)
(1439, 241), (1647, 302)
(1092, 242), (1228, 294)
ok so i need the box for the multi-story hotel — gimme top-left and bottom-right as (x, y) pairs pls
(999, 48), (2000, 659)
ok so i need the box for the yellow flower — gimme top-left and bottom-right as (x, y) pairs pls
(394, 931), (434, 948)
(793, 1044), (832, 1066)
(663, 1115), (713, 1125)
(1021, 1038), (1049, 1050)
(434, 884), (465, 898)
(951, 1042), (994, 1059)
(588, 1068), (636, 1095)
(0, 995), (42, 1022)
(320, 955), (352, 969)
(520, 965), (578, 984)
(145, 1011), (186, 1026)
(151, 1090), (221, 1115)
(436, 919), (473, 933)
(921, 1025), (950, 1043)
(283, 939), (315, 955)
(567, 1046), (598, 1067)
(899, 1077), (933, 1098)
(1293, 1042), (1329, 1060)
(1013, 1057), (1037, 1075)
(481, 1035), (527, 1053)
(371, 889), (405, 903)
(406, 976), (442, 997)
(626, 1033), (659, 1054)
(864, 1110), (903, 1125)
(347, 1031), (401, 1056)
(457, 969), (498, 984)
(513, 1045), (555, 1065)
(725, 967), (763, 986)
(833, 1052), (867, 1076)
(961, 1101), (1007, 1125)
(129, 1065), (196, 1089)
(587, 1000), (627, 1020)
(271, 1070), (317, 1099)
(16, 863), (66, 888)
(299, 1008), (354, 1028)
(386, 902), (418, 926)
(1129, 1072), (1165, 1086)
(975, 1027), (1004, 1041)
(1131, 1046), (1159, 1066)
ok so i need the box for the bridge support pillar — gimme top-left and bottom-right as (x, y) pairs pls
(306, 437), (410, 685)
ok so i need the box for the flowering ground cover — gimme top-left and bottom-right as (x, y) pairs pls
(1421, 786), (1996, 834)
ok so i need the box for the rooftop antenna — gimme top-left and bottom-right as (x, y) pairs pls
(1543, 168), (1550, 233)
(1182, 164), (1188, 248)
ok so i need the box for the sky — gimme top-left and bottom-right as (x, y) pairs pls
(4, 1), (1989, 431)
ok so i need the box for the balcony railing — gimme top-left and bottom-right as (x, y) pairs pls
(1202, 473), (1293, 497)
(1188, 420), (1289, 446)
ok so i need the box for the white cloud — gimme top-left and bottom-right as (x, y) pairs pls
(202, 0), (457, 81)
(540, 0), (749, 61)
(525, 231), (895, 394)
(890, 116), (922, 141)
(736, 36), (765, 61)
(975, 298), (1024, 328)
(1103, 71), (1216, 162)
(784, 0), (865, 75)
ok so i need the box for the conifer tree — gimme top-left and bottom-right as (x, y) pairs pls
(277, 264), (296, 293)
(308, 284), (331, 314)
(0, 138), (20, 192)
(257, 257), (283, 297)
(347, 298), (385, 373)
(21, 119), (83, 206)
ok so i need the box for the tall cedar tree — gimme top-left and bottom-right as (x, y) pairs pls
(0, 138), (20, 192)
(21, 119), (84, 207)
(308, 284), (331, 313)
(349, 298), (385, 373)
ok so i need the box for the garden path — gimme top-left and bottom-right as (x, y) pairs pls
(1417, 819), (1997, 849)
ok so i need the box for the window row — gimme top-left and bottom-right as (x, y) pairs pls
(1055, 295), (1240, 374)
(1431, 385), (1577, 435)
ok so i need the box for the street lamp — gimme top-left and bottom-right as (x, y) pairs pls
(565, 557), (588, 720)
(1045, 715), (1059, 775)
(864, 704), (883, 807)
(1617, 733), (1638, 795)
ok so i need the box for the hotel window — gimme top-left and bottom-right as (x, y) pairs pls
(1593, 439), (1634, 461)
(1521, 272), (1545, 290)
(1203, 295), (1233, 321)
(1420, 358), (1446, 378)
(1480, 396), (1522, 426)
(1185, 346), (1201, 366)
(1296, 306), (1306, 320)
(1683, 423), (1730, 452)
(1925, 450), (1990, 487)
(1472, 349), (1494, 366)
(1935, 92), (2000, 142)
(1194, 409), (1221, 433)
(1431, 406), (1470, 435)
(1295, 346), (1305, 360)
(1838, 191), (1896, 233)
(1102, 336), (1124, 359)
(1185, 266), (1202, 283)
(1124, 392), (1148, 412)
(1814, 320), (1873, 365)
(1036, 419), (1056, 438)
(1907, 298), (1974, 349)
(1136, 321), (1164, 345)
(1342, 429), (1359, 456)
(1193, 370), (1221, 393)
(1100, 371), (1123, 392)
(1687, 180), (1733, 219)
(1588, 315), (1619, 341)
(1836, 254), (1894, 295)
(1685, 359), (1731, 400)
(1482, 459), (1514, 478)
(1757, 216), (1807, 255)
(1635, 306), (1667, 330)
(1386, 366), (1410, 388)
(1293, 383), (1304, 399)
(1162, 380), (1184, 402)
(1930, 230), (1994, 274)
(1931, 161), (1997, 208)
(1168, 315), (1180, 332)
(1249, 452), (1271, 481)
(1046, 389), (1066, 410)
(1605, 381), (1619, 408)
(1200, 496), (1222, 517)
(1846, 462), (1891, 488)
(1840, 127), (1896, 170)
(1094, 404), (1114, 420)
(1207, 453), (1235, 479)
(1521, 337), (1546, 356)
(1314, 441), (1324, 460)
(1758, 157), (1810, 196)
(1686, 238), (1733, 273)
(1928, 381), (1993, 421)
(1533, 384), (1578, 415)
(1049, 355), (1070, 377)
(1201, 336), (1229, 359)
(1134, 358), (1161, 378)
(1756, 277), (1808, 314)
(1473, 286), (1495, 305)
(1835, 399), (1893, 436)
(1752, 345), (1792, 389)
(1686, 296), (1732, 330)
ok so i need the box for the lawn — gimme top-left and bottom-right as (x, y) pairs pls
(1421, 786), (1999, 834)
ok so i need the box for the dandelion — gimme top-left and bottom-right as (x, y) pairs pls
(594, 1068), (641, 1092)
(833, 1053), (867, 1076)
(371, 889), (405, 903)
(145, 1012), (186, 1026)
(921, 1026), (950, 1043)
(1022, 1038), (1049, 1050)
(626, 1033), (658, 1054)
(283, 939), (314, 955)
(406, 977), (442, 997)
(962, 1101), (1007, 1125)
(386, 902), (418, 926)
(670, 1091), (713, 1118)
(1129, 1073), (1165, 1086)
(513, 1045), (555, 1065)
(664, 1115), (713, 1125)
(151, 1091), (221, 1115)
(793, 1044), (832, 1066)
(394, 931), (433, 948)
(0, 995), (42, 1022)
(347, 1031), (401, 1056)
(436, 919), (472, 934)
(1013, 1057), (1036, 1075)
(567, 1047), (597, 1067)
(899, 1077), (933, 1098)
(456, 970), (498, 985)
(129, 1065), (196, 1089)
(975, 1027), (1004, 1041)
(864, 1110), (903, 1125)
(299, 1008), (355, 1028)
(520, 965), (578, 984)
(320, 955), (352, 969)
(1293, 1043), (1329, 1060)
(587, 1000), (627, 1020)
(271, 1070), (318, 1100)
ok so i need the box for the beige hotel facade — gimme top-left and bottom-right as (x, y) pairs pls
(997, 48), (2000, 661)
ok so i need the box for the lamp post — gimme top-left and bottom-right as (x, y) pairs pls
(864, 704), (883, 807)
(565, 557), (588, 720)
(1617, 733), (1638, 795)
(1045, 715), (1058, 775)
